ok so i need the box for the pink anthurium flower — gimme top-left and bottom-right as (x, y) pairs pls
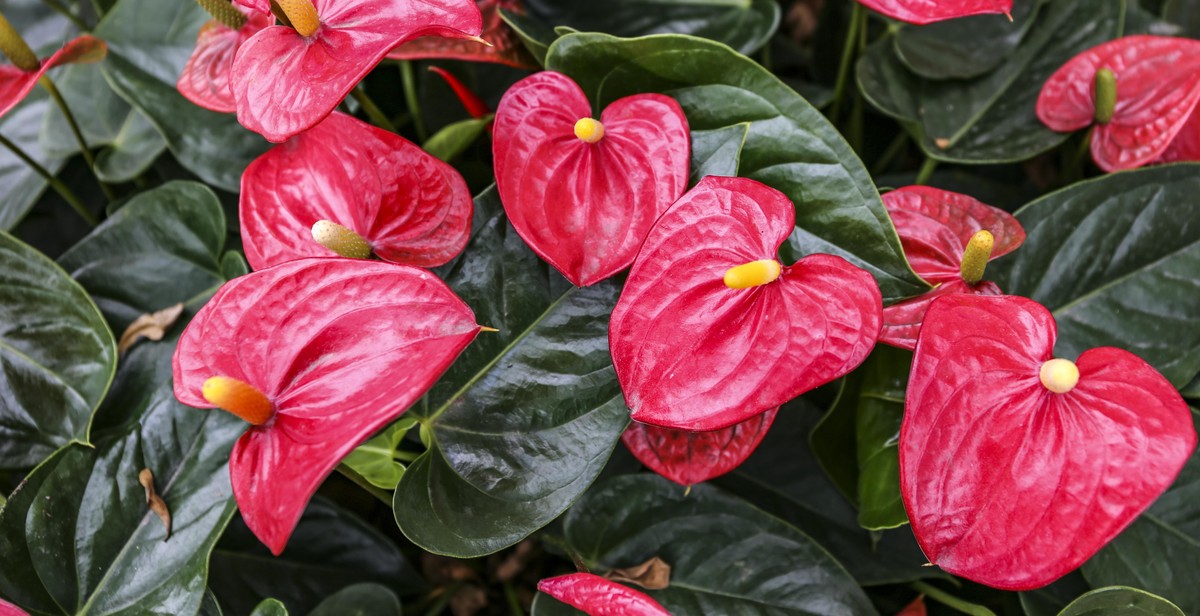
(493, 70), (690, 287)
(173, 258), (483, 554)
(609, 176), (882, 432)
(0, 28), (105, 119)
(230, 0), (483, 142)
(879, 186), (1024, 350)
(1037, 35), (1200, 171)
(388, 0), (536, 69)
(177, 1), (270, 113)
(538, 573), (670, 616)
(856, 0), (1012, 25)
(0, 597), (29, 616)
(623, 408), (777, 487)
(902, 294), (1196, 590)
(240, 111), (472, 270)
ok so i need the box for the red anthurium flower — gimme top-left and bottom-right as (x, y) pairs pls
(0, 597), (29, 616)
(538, 573), (670, 616)
(173, 258), (483, 554)
(623, 408), (777, 486)
(1037, 35), (1200, 172)
(0, 27), (105, 119)
(879, 186), (1024, 350)
(902, 294), (1196, 590)
(609, 176), (882, 432)
(177, 1), (270, 113)
(493, 70), (690, 287)
(231, 0), (483, 142)
(428, 66), (491, 120)
(240, 112), (472, 270)
(388, 0), (536, 69)
(856, 0), (1012, 25)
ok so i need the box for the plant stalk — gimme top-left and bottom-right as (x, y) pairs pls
(400, 60), (427, 142)
(914, 156), (938, 185)
(0, 132), (97, 226)
(830, 3), (865, 125)
(40, 76), (116, 202)
(351, 86), (397, 133)
(335, 463), (392, 505)
(910, 582), (997, 616)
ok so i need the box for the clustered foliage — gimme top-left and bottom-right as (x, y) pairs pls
(1, 0), (1199, 615)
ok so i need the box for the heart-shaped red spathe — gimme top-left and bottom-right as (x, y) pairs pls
(1037, 35), (1200, 172)
(856, 0), (1012, 25)
(538, 573), (670, 616)
(173, 258), (481, 555)
(609, 176), (882, 432)
(492, 71), (690, 287)
(240, 112), (472, 270)
(177, 9), (270, 113)
(623, 408), (777, 486)
(879, 186), (1024, 350)
(231, 0), (483, 142)
(902, 294), (1196, 590)
(388, 0), (535, 69)
(0, 35), (106, 120)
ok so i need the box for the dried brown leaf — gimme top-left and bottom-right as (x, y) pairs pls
(138, 468), (172, 540)
(119, 303), (185, 354)
(603, 556), (671, 590)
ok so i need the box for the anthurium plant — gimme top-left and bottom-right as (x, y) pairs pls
(2, 1), (1200, 615)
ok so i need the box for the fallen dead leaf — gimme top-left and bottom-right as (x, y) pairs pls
(138, 468), (172, 540)
(119, 303), (185, 354)
(603, 556), (670, 590)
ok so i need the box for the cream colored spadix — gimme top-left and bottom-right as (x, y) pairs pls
(0, 11), (39, 71)
(574, 117), (605, 143)
(724, 259), (781, 289)
(1040, 358), (1080, 394)
(276, 0), (320, 37)
(959, 230), (994, 285)
(311, 220), (372, 259)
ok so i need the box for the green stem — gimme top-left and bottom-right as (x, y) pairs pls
(0, 132), (97, 226)
(872, 131), (909, 175)
(914, 156), (938, 185)
(335, 463), (392, 505)
(910, 582), (997, 616)
(392, 449), (421, 462)
(400, 61), (427, 142)
(39, 0), (90, 31)
(830, 3), (865, 124)
(503, 581), (525, 616)
(40, 76), (116, 202)
(1064, 126), (1094, 184)
(542, 534), (589, 573)
(351, 87), (397, 133)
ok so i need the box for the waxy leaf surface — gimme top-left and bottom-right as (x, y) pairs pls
(623, 408), (776, 487)
(493, 71), (689, 287)
(892, 0), (1042, 80)
(1037, 35), (1200, 171)
(241, 112), (472, 270)
(610, 176), (882, 431)
(546, 32), (927, 302)
(174, 259), (481, 554)
(231, 0), (483, 142)
(178, 10), (271, 113)
(902, 294), (1196, 590)
(856, 0), (1012, 25)
(1057, 587), (1185, 616)
(537, 574), (670, 616)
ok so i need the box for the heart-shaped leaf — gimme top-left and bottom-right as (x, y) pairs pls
(0, 95), (65, 230)
(856, 0), (1012, 25)
(892, 0), (1043, 80)
(546, 32), (927, 302)
(0, 231), (115, 469)
(393, 187), (628, 557)
(989, 164), (1200, 387)
(622, 408), (777, 487)
(308, 584), (401, 616)
(1058, 587), (1185, 616)
(93, 109), (167, 183)
(537, 574), (670, 616)
(689, 122), (748, 184)
(903, 294), (1196, 590)
(493, 70), (689, 287)
(610, 176), (882, 431)
(340, 418), (418, 490)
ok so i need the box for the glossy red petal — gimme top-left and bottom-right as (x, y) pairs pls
(902, 294), (1196, 590)
(388, 0), (536, 69)
(232, 0), (483, 142)
(232, 0), (271, 14)
(493, 71), (690, 287)
(610, 176), (882, 432)
(240, 112), (472, 270)
(173, 258), (480, 554)
(178, 12), (270, 113)
(1037, 36), (1200, 171)
(428, 66), (491, 119)
(0, 35), (105, 119)
(1157, 104), (1200, 164)
(623, 408), (777, 486)
(538, 573), (670, 616)
(856, 0), (1012, 25)
(883, 186), (1024, 285)
(0, 598), (29, 616)
(879, 279), (1001, 351)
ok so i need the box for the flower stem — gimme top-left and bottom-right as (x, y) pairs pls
(0, 132), (97, 226)
(910, 582), (997, 616)
(872, 130), (909, 175)
(400, 61), (427, 142)
(350, 86), (397, 133)
(39, 0), (90, 31)
(830, 3), (865, 125)
(40, 76), (116, 202)
(914, 156), (938, 185)
(335, 463), (392, 505)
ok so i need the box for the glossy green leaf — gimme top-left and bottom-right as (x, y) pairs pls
(522, 0), (780, 55)
(1019, 573), (1092, 616)
(689, 122), (748, 185)
(0, 94), (66, 231)
(1082, 410), (1200, 613)
(810, 378), (858, 504)
(499, 8), (557, 66)
(1164, 0), (1200, 36)
(892, 0), (1043, 81)
(854, 346), (911, 530)
(990, 164), (1200, 387)
(0, 337), (242, 615)
(1183, 374), (1200, 400)
(0, 231), (115, 469)
(858, 0), (1124, 163)
(533, 474), (877, 615)
(545, 32), (927, 302)
(40, 64), (130, 158)
(1057, 587), (1185, 616)
(422, 116), (492, 163)
(57, 181), (226, 333)
(250, 599), (289, 616)
(199, 589), (224, 616)
(308, 584), (401, 616)
(393, 187), (628, 557)
(209, 496), (424, 616)
(94, 110), (167, 183)
(341, 417), (419, 490)
(220, 251), (249, 280)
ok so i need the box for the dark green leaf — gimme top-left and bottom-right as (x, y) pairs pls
(546, 32), (927, 302)
(250, 599), (290, 616)
(499, 8), (557, 66)
(200, 588), (224, 616)
(892, 0), (1044, 80)
(422, 116), (492, 163)
(308, 584), (401, 616)
(853, 346), (911, 530)
(393, 188), (628, 557)
(535, 474), (877, 615)
(341, 418), (419, 490)
(1164, 0), (1200, 36)
(523, 0), (780, 55)
(220, 251), (250, 280)
(1019, 573), (1092, 616)
(689, 122), (748, 185)
(810, 378), (859, 504)
(0, 95), (66, 231)
(990, 164), (1200, 387)
(1057, 587), (1184, 616)
(94, 110), (167, 183)
(1183, 374), (1200, 400)
(0, 231), (115, 469)
(40, 64), (131, 158)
